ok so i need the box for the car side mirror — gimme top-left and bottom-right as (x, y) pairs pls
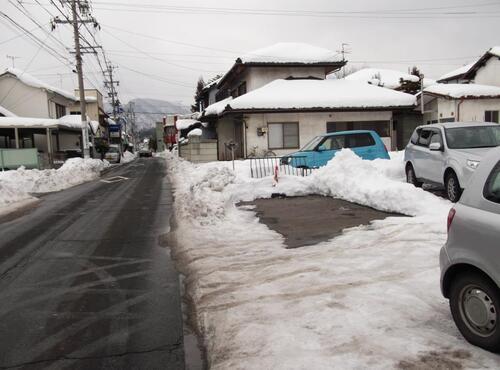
(429, 142), (442, 151)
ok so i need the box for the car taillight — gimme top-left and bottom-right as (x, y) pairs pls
(447, 208), (456, 233)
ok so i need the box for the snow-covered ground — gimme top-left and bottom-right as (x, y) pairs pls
(121, 150), (136, 164)
(0, 158), (109, 212)
(167, 151), (500, 369)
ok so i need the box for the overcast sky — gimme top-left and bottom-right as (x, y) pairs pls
(1, 0), (499, 106)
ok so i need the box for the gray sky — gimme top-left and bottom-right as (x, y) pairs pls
(1, 0), (499, 106)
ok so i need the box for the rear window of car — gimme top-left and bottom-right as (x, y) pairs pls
(347, 133), (376, 148)
(108, 147), (118, 153)
(484, 161), (500, 204)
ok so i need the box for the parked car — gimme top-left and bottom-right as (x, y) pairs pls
(283, 130), (390, 168)
(139, 148), (153, 158)
(104, 144), (121, 164)
(440, 146), (500, 352)
(405, 122), (500, 202)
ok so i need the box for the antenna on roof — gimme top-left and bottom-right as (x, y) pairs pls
(336, 43), (351, 78)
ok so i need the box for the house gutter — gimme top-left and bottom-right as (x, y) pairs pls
(457, 98), (465, 121)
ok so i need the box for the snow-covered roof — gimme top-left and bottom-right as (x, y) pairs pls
(226, 79), (416, 112)
(176, 118), (200, 130)
(437, 62), (476, 82)
(424, 83), (500, 99)
(187, 128), (202, 137)
(490, 46), (500, 58)
(202, 76), (222, 92)
(0, 115), (99, 132)
(1, 68), (76, 101)
(203, 97), (233, 117)
(345, 68), (420, 90)
(0, 105), (16, 117)
(239, 43), (343, 64)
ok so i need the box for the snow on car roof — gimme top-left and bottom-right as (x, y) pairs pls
(424, 83), (500, 99)
(1, 68), (76, 101)
(226, 79), (416, 112)
(239, 43), (342, 64)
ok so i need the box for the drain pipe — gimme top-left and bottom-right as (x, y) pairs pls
(457, 98), (465, 121)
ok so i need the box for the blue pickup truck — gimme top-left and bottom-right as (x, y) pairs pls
(283, 130), (390, 168)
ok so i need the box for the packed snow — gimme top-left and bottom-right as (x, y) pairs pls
(0, 158), (109, 211)
(3, 68), (76, 101)
(239, 42), (342, 64)
(227, 79), (416, 111)
(121, 151), (136, 163)
(425, 83), (500, 99)
(167, 151), (500, 369)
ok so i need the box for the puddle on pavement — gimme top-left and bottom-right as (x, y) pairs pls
(239, 195), (404, 248)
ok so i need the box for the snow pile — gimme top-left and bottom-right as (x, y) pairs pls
(3, 68), (76, 101)
(187, 128), (202, 137)
(167, 152), (500, 369)
(240, 42), (342, 64)
(227, 79), (416, 111)
(425, 83), (500, 98)
(176, 119), (200, 130)
(121, 151), (136, 163)
(0, 182), (35, 209)
(0, 158), (108, 195)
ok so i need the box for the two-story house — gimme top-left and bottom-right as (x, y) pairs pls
(421, 47), (500, 124)
(0, 68), (76, 119)
(69, 89), (108, 137)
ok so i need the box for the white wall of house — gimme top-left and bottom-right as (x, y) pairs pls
(245, 66), (327, 92)
(423, 97), (500, 123)
(0, 75), (49, 118)
(474, 57), (500, 87)
(244, 111), (393, 157)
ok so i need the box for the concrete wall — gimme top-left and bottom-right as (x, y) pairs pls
(475, 57), (500, 87)
(243, 111), (393, 157)
(245, 66), (327, 92)
(179, 137), (218, 163)
(0, 75), (49, 118)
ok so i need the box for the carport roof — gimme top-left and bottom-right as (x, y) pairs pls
(0, 116), (98, 132)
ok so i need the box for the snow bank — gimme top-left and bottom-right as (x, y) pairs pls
(121, 151), (136, 163)
(227, 79), (416, 111)
(0, 158), (108, 209)
(167, 152), (500, 369)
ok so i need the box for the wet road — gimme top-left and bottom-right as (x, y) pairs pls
(0, 158), (185, 369)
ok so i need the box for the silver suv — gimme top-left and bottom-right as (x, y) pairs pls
(440, 146), (500, 352)
(404, 122), (500, 202)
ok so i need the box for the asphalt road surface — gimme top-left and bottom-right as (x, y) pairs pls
(0, 158), (185, 370)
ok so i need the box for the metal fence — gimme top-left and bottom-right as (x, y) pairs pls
(249, 156), (313, 179)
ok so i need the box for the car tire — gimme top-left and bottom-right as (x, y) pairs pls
(449, 271), (500, 353)
(445, 172), (462, 203)
(406, 164), (422, 187)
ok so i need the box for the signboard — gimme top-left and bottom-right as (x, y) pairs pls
(109, 124), (121, 138)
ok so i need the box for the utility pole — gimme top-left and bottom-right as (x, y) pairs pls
(104, 64), (119, 120)
(6, 55), (20, 68)
(52, 0), (100, 159)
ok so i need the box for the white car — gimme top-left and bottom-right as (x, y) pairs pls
(404, 122), (500, 202)
(105, 145), (121, 164)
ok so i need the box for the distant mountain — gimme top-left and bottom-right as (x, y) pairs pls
(122, 98), (190, 131)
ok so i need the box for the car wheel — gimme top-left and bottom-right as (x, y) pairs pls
(445, 172), (462, 202)
(406, 164), (422, 187)
(449, 271), (500, 353)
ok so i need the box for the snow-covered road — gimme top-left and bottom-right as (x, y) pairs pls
(167, 151), (500, 369)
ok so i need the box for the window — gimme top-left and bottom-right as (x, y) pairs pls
(347, 133), (376, 148)
(55, 103), (66, 118)
(429, 131), (443, 146)
(326, 121), (389, 137)
(445, 126), (500, 149)
(237, 82), (247, 96)
(417, 129), (432, 147)
(484, 161), (500, 204)
(485, 110), (499, 123)
(410, 128), (421, 144)
(321, 135), (346, 150)
(268, 122), (299, 149)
